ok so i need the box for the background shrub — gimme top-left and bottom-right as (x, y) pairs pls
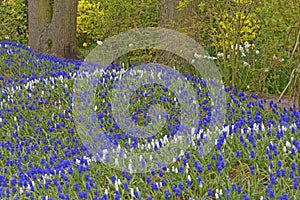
(0, 0), (28, 44)
(76, 0), (105, 46)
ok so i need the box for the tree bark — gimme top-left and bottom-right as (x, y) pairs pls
(159, 0), (198, 28)
(28, 0), (52, 50)
(157, 0), (199, 75)
(157, 0), (180, 68)
(159, 0), (178, 27)
(28, 0), (81, 59)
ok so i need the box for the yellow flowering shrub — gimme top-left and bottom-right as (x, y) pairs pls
(215, 10), (259, 50)
(77, 0), (105, 45)
(0, 0), (28, 44)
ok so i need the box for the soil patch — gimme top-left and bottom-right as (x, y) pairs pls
(256, 94), (299, 110)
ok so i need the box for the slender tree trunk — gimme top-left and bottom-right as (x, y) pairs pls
(158, 0), (200, 75)
(157, 0), (179, 67)
(159, 0), (178, 26)
(28, 0), (81, 59)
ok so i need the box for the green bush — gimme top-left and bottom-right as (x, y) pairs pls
(0, 0), (28, 44)
(176, 0), (300, 95)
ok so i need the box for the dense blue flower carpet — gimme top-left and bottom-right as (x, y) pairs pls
(0, 41), (299, 199)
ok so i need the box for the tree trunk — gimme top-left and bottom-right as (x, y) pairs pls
(158, 0), (200, 75)
(28, 0), (52, 50)
(159, 0), (198, 29)
(157, 0), (179, 66)
(28, 0), (81, 59)
(159, 0), (179, 27)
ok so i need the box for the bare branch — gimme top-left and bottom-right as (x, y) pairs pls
(290, 29), (300, 60)
(279, 63), (300, 101)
